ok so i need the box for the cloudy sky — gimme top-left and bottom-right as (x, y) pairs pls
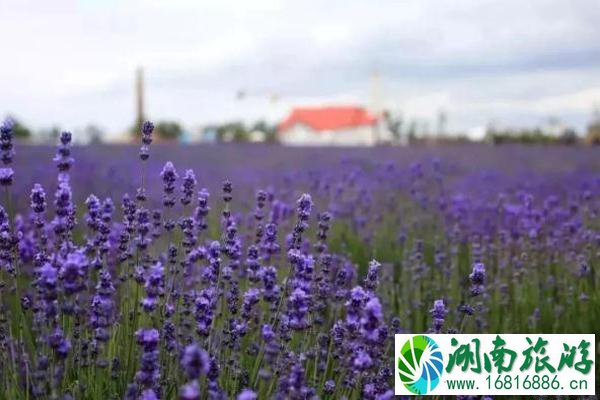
(1, 0), (599, 139)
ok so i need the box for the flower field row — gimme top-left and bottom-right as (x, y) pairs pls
(0, 118), (598, 399)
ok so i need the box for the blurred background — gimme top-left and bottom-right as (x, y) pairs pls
(1, 0), (600, 146)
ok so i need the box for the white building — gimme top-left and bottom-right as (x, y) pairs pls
(248, 130), (267, 143)
(278, 106), (392, 146)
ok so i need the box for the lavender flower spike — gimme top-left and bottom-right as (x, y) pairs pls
(181, 343), (210, 380)
(30, 183), (47, 213)
(430, 299), (447, 333)
(140, 120), (154, 160)
(237, 389), (257, 400)
(179, 380), (200, 400)
(469, 262), (486, 297)
(0, 117), (15, 165)
(0, 167), (14, 186)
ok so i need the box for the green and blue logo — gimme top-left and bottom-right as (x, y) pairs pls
(397, 335), (444, 394)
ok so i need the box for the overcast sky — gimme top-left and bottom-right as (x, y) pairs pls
(1, 0), (599, 138)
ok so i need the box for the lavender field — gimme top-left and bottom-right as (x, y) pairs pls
(0, 120), (599, 399)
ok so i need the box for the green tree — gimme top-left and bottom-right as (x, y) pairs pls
(558, 128), (578, 145)
(406, 120), (417, 144)
(383, 111), (403, 143)
(85, 124), (105, 144)
(4, 116), (31, 139)
(217, 122), (248, 142)
(587, 122), (600, 145)
(155, 121), (183, 141)
(251, 120), (278, 143)
(587, 109), (600, 145)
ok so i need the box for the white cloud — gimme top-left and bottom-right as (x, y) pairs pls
(0, 0), (599, 136)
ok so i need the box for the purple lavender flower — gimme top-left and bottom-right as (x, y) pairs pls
(223, 221), (242, 271)
(222, 180), (233, 203)
(161, 161), (179, 208)
(134, 329), (160, 390)
(287, 288), (310, 330)
(259, 265), (280, 304)
(90, 269), (115, 342)
(47, 327), (71, 359)
(470, 262), (485, 285)
(179, 380), (200, 400)
(37, 262), (59, 319)
(181, 343), (209, 379)
(54, 181), (73, 217)
(430, 299), (447, 333)
(254, 190), (267, 220)
(332, 320), (345, 345)
(135, 207), (151, 249)
(139, 389), (158, 400)
(241, 288), (260, 319)
(54, 131), (74, 178)
(353, 349), (373, 370)
(30, 183), (47, 214)
(227, 281), (240, 314)
(291, 193), (313, 249)
(180, 169), (196, 206)
(124, 384), (137, 400)
(141, 262), (164, 312)
(261, 222), (280, 260)
(261, 324), (275, 342)
(194, 188), (210, 233)
(53, 178), (76, 237)
(469, 262), (486, 296)
(345, 286), (368, 331)
(458, 303), (474, 316)
(136, 328), (160, 350)
(360, 296), (385, 343)
(139, 120), (154, 160)
(0, 117), (15, 165)
(324, 380), (335, 394)
(288, 249), (314, 293)
(59, 251), (87, 296)
(364, 259), (381, 291)
(0, 167), (14, 186)
(375, 390), (395, 400)
(315, 211), (332, 253)
(577, 255), (590, 277)
(245, 245), (260, 281)
(281, 361), (312, 398)
(237, 389), (257, 400)
(142, 121), (154, 142)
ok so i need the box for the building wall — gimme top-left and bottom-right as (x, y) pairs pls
(280, 124), (378, 146)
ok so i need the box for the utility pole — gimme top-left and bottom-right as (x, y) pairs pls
(135, 67), (145, 131)
(369, 70), (382, 144)
(437, 110), (447, 136)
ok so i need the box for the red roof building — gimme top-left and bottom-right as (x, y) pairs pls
(278, 106), (384, 146)
(279, 106), (377, 132)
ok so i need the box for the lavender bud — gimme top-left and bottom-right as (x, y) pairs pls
(181, 344), (209, 380)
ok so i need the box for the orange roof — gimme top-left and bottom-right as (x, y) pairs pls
(279, 106), (377, 132)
